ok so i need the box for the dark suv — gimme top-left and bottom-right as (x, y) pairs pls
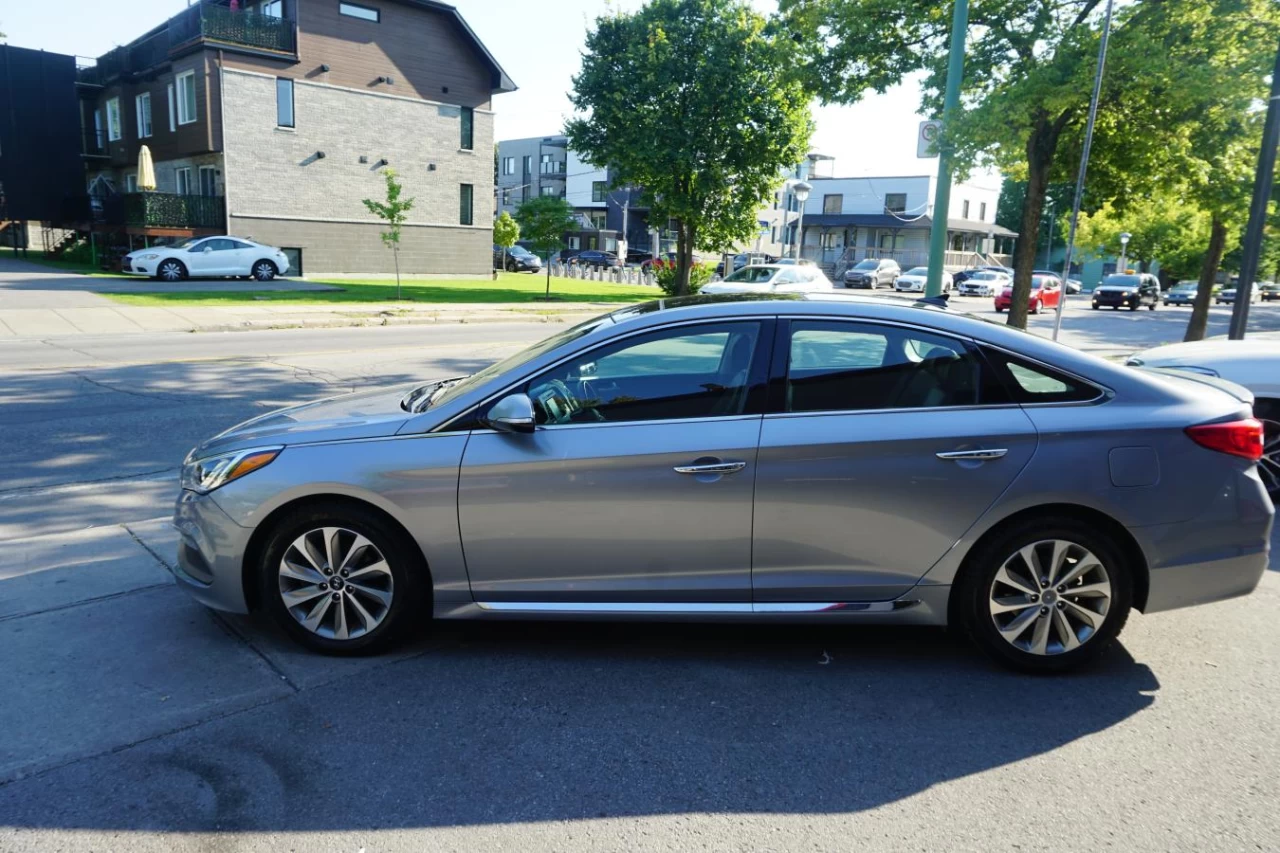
(569, 250), (622, 270)
(493, 244), (542, 273)
(1092, 273), (1161, 311)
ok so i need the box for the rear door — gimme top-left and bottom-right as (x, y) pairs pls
(751, 318), (1038, 602)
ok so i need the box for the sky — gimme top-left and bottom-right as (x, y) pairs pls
(2, 0), (943, 178)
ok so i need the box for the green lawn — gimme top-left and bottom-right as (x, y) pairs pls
(103, 273), (658, 306)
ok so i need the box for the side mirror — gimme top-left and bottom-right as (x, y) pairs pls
(486, 393), (536, 434)
(202, 246), (214, 253)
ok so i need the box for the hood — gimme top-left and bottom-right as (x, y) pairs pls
(196, 385), (416, 456)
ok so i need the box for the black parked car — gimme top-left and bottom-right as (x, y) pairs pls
(568, 250), (623, 270)
(493, 244), (542, 273)
(1092, 273), (1161, 311)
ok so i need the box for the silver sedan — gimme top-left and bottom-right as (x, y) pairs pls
(172, 294), (1274, 672)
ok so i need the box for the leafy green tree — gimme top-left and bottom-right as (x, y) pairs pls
(567, 0), (813, 296)
(515, 196), (576, 299)
(493, 211), (521, 273)
(995, 178), (1076, 270)
(361, 169), (414, 300)
(1071, 194), (1211, 282)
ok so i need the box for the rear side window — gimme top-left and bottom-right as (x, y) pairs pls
(983, 349), (1103, 404)
(782, 321), (1007, 413)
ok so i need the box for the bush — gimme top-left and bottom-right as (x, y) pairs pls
(653, 259), (713, 296)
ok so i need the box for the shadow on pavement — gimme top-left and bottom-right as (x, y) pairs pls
(0, 618), (1159, 832)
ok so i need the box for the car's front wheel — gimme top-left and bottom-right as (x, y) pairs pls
(956, 519), (1132, 673)
(259, 504), (425, 654)
(156, 259), (187, 282)
(252, 260), (278, 282)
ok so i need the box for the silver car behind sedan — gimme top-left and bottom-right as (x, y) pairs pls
(172, 293), (1273, 672)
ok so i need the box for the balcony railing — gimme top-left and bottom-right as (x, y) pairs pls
(77, 3), (296, 84)
(82, 193), (225, 230)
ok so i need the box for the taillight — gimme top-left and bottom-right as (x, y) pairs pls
(1185, 418), (1265, 461)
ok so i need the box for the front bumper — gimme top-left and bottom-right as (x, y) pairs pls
(844, 277), (874, 288)
(1093, 292), (1139, 307)
(121, 261), (153, 276)
(171, 489), (254, 614)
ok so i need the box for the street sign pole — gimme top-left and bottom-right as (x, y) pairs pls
(1228, 39), (1280, 340)
(925, 0), (970, 299)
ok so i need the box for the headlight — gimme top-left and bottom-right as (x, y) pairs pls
(181, 446), (282, 494)
(140, 253), (160, 260)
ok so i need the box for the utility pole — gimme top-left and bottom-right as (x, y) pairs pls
(1053, 0), (1116, 342)
(925, 0), (970, 298)
(1229, 39), (1280, 340)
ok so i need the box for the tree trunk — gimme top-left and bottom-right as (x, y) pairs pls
(1008, 121), (1058, 330)
(393, 245), (401, 301)
(1184, 215), (1228, 342)
(545, 251), (553, 299)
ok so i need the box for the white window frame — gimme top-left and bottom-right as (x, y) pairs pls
(198, 165), (218, 197)
(176, 71), (198, 126)
(339, 2), (380, 22)
(276, 77), (295, 128)
(175, 167), (194, 196)
(135, 92), (153, 139)
(501, 157), (515, 176)
(106, 97), (122, 142)
(167, 84), (177, 132)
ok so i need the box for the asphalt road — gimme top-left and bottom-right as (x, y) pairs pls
(1, 300), (1279, 851)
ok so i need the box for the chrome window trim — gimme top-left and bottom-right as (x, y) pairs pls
(762, 404), (1024, 421)
(466, 413), (762, 436)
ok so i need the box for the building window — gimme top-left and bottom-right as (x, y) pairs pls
(459, 183), (474, 226)
(106, 98), (122, 141)
(176, 71), (197, 125)
(884, 193), (907, 215)
(962, 199), (970, 219)
(175, 167), (194, 195)
(135, 93), (152, 139)
(822, 194), (842, 215)
(592, 181), (607, 203)
(522, 155), (532, 175)
(979, 202), (987, 222)
(276, 77), (295, 127)
(167, 84), (177, 132)
(501, 188), (511, 206)
(255, 0), (283, 17)
(339, 2), (380, 22)
(460, 107), (473, 150)
(540, 186), (558, 197)
(199, 166), (217, 197)
(501, 157), (515, 176)
(126, 174), (138, 193)
(540, 153), (562, 174)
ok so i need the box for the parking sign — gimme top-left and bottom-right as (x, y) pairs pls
(918, 120), (942, 158)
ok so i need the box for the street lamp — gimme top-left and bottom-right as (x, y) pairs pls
(792, 180), (811, 260)
(1118, 231), (1132, 274)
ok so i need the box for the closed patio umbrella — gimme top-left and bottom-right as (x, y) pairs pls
(137, 144), (157, 192)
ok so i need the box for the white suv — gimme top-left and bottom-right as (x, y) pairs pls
(123, 237), (291, 282)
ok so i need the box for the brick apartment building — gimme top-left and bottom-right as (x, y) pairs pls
(75, 0), (514, 275)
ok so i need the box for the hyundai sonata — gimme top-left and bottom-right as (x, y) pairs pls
(172, 294), (1273, 672)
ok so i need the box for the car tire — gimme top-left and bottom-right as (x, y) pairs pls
(1254, 400), (1280, 501)
(252, 260), (278, 282)
(1092, 304), (1099, 310)
(1030, 301), (1040, 315)
(955, 517), (1133, 673)
(995, 306), (1003, 313)
(258, 503), (428, 655)
(156, 259), (187, 282)
(1148, 302), (1157, 311)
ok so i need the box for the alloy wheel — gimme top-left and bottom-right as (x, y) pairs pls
(159, 261), (183, 281)
(988, 539), (1112, 656)
(278, 527), (394, 641)
(1260, 419), (1280, 498)
(254, 262), (276, 281)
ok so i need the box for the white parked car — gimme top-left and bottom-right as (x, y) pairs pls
(1126, 338), (1280, 498)
(894, 266), (952, 293)
(123, 237), (291, 282)
(701, 263), (834, 295)
(957, 270), (1011, 297)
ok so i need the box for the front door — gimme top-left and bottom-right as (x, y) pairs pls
(458, 320), (770, 604)
(751, 318), (1038, 602)
(184, 238), (220, 276)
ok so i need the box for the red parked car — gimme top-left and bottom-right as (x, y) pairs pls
(994, 274), (1063, 314)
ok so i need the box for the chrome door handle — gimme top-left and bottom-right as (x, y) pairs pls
(674, 461), (748, 475)
(936, 449), (1009, 461)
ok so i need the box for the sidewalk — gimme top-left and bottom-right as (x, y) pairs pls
(0, 300), (611, 337)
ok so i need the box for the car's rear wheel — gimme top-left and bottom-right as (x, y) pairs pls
(1255, 401), (1280, 500)
(259, 504), (425, 655)
(252, 260), (278, 282)
(157, 259), (187, 282)
(956, 519), (1132, 673)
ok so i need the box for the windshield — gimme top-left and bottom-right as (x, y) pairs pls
(427, 314), (614, 409)
(509, 246), (534, 257)
(904, 267), (928, 276)
(853, 260), (879, 270)
(725, 266), (778, 283)
(1172, 283), (1197, 293)
(1103, 274), (1141, 287)
(172, 238), (201, 249)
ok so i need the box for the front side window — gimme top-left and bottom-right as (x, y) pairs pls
(785, 321), (994, 414)
(884, 193), (907, 214)
(339, 2), (380, 22)
(460, 107), (473, 150)
(176, 71), (198, 125)
(106, 98), (122, 141)
(276, 77), (295, 127)
(523, 322), (763, 425)
(459, 183), (474, 226)
(592, 181), (607, 203)
(135, 93), (152, 138)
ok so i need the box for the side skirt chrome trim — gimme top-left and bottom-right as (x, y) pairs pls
(474, 600), (922, 615)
